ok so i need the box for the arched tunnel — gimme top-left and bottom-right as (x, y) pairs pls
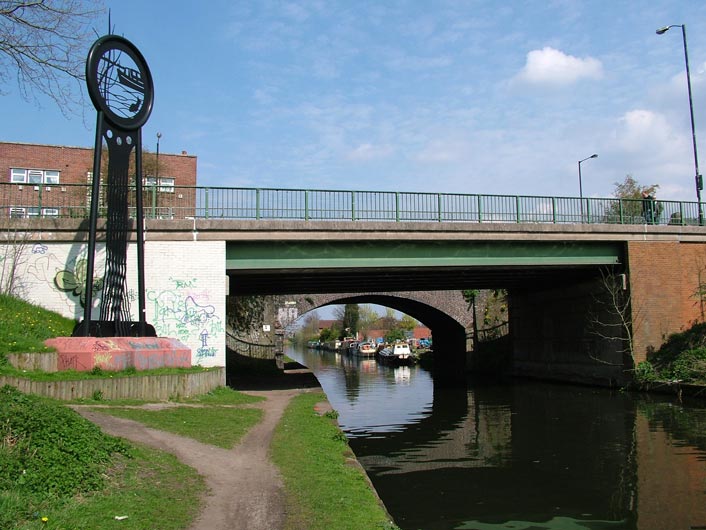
(291, 293), (468, 378)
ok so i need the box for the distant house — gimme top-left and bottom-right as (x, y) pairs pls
(0, 141), (197, 219)
(317, 319), (340, 334)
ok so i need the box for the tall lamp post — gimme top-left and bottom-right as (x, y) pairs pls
(154, 132), (161, 217)
(657, 24), (703, 225)
(578, 153), (598, 221)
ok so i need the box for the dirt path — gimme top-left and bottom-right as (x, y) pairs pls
(73, 386), (313, 530)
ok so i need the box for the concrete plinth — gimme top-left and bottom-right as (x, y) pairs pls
(44, 337), (192, 372)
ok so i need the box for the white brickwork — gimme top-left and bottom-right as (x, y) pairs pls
(1, 240), (226, 367)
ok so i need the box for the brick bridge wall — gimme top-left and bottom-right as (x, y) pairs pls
(628, 240), (706, 364)
(276, 291), (473, 330)
(509, 240), (706, 386)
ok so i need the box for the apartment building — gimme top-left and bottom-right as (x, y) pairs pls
(0, 141), (197, 219)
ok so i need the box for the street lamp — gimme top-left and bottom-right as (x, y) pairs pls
(154, 132), (161, 217)
(657, 24), (703, 225)
(578, 153), (598, 221)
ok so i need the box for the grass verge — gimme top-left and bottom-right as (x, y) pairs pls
(271, 391), (399, 530)
(94, 405), (263, 449)
(1, 385), (205, 530)
(0, 294), (75, 354)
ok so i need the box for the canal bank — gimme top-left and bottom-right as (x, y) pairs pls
(286, 344), (706, 530)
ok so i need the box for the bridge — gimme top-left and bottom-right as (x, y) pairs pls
(3, 185), (706, 385)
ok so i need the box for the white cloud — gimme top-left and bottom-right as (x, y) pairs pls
(612, 109), (682, 154)
(346, 143), (394, 161)
(515, 46), (603, 86)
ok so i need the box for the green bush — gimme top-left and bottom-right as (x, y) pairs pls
(634, 361), (658, 384)
(648, 323), (706, 383)
(0, 385), (130, 497)
(662, 347), (706, 381)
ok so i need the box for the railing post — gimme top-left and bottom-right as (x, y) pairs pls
(515, 196), (521, 223)
(437, 193), (442, 222)
(619, 199), (624, 224)
(586, 199), (591, 224)
(395, 192), (400, 222)
(151, 184), (157, 218)
(477, 195), (483, 222)
(204, 188), (209, 219)
(256, 188), (261, 220)
(552, 197), (557, 223)
(37, 184), (43, 216)
(304, 190), (309, 221)
(351, 190), (356, 221)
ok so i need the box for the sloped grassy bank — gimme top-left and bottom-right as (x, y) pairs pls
(0, 385), (206, 530)
(1, 294), (400, 528)
(635, 322), (706, 393)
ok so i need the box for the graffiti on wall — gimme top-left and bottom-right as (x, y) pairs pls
(147, 276), (223, 363)
(54, 258), (105, 308)
(4, 241), (226, 366)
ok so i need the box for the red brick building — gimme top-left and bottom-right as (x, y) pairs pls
(0, 141), (197, 219)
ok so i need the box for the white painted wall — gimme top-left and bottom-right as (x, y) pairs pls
(2, 240), (226, 368)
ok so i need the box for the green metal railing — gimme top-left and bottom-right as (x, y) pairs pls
(0, 182), (702, 226)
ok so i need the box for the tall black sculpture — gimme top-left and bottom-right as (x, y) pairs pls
(78, 34), (154, 337)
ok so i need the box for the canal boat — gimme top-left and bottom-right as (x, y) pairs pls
(377, 342), (414, 365)
(353, 341), (377, 357)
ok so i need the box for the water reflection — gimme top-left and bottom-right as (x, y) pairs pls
(286, 346), (706, 530)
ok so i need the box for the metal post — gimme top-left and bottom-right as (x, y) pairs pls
(681, 25), (703, 225)
(657, 24), (703, 225)
(578, 154), (597, 223)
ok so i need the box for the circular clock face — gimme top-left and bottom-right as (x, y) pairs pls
(86, 35), (154, 130)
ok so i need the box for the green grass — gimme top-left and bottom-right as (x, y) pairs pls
(0, 385), (206, 530)
(184, 385), (265, 405)
(1, 295), (400, 528)
(636, 321), (706, 385)
(0, 363), (220, 380)
(93, 405), (263, 449)
(271, 392), (399, 530)
(0, 294), (76, 354)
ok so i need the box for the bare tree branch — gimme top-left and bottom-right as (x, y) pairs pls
(0, 0), (104, 114)
(588, 268), (643, 366)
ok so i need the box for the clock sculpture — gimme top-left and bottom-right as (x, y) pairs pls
(78, 34), (154, 337)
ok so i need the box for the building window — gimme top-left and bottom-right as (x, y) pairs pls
(10, 168), (61, 184)
(8, 207), (60, 218)
(144, 176), (175, 193)
(159, 177), (175, 193)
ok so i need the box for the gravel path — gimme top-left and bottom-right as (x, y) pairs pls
(73, 369), (322, 530)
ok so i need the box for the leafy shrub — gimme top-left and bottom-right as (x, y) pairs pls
(0, 385), (130, 497)
(634, 361), (658, 384)
(648, 323), (706, 383)
(662, 348), (706, 381)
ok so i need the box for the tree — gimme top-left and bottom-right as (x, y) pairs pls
(399, 314), (417, 332)
(608, 175), (662, 224)
(358, 304), (379, 339)
(1, 1), (104, 113)
(385, 327), (406, 343)
(381, 307), (397, 332)
(341, 303), (359, 337)
(588, 268), (643, 367)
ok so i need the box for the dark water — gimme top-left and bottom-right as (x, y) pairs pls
(286, 345), (706, 530)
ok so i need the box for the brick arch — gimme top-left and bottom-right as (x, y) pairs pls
(285, 291), (473, 332)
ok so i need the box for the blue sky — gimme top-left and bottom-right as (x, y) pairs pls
(4, 0), (706, 201)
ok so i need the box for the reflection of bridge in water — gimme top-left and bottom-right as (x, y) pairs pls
(346, 378), (637, 527)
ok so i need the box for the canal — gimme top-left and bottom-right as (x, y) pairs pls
(286, 344), (706, 530)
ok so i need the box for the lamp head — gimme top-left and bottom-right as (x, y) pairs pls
(590, 154), (598, 159)
(656, 26), (671, 35)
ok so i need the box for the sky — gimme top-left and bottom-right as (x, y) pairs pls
(4, 0), (706, 202)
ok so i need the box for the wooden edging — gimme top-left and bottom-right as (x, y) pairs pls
(0, 368), (226, 401)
